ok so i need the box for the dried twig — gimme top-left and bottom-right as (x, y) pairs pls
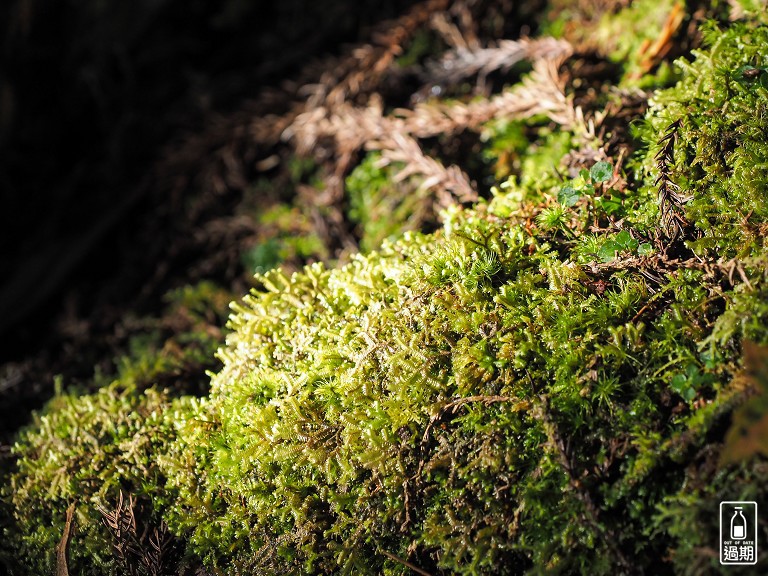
(287, 98), (478, 205)
(99, 491), (140, 575)
(583, 252), (753, 290)
(422, 37), (573, 85)
(288, 51), (592, 160)
(373, 131), (477, 205)
(142, 522), (176, 576)
(302, 0), (453, 109)
(380, 549), (435, 576)
(55, 503), (76, 576)
(286, 49), (594, 211)
(99, 491), (179, 576)
(655, 119), (691, 239)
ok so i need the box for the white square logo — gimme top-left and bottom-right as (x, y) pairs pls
(720, 501), (758, 565)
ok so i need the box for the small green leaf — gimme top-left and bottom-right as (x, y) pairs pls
(557, 185), (581, 207)
(597, 196), (622, 215)
(598, 241), (620, 262)
(590, 161), (613, 183)
(579, 168), (590, 182)
(670, 373), (687, 390)
(638, 242), (653, 255)
(615, 230), (632, 248)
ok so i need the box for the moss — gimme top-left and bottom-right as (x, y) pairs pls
(5, 5), (768, 576)
(345, 152), (433, 253)
(3, 384), (189, 575)
(480, 119), (530, 180)
(1, 281), (229, 574)
(157, 180), (765, 573)
(243, 202), (328, 275)
(638, 21), (768, 258)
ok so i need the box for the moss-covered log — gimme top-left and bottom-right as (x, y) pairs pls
(3, 1), (768, 574)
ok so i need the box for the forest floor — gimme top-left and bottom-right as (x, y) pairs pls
(0, 0), (704, 469)
(0, 0), (433, 446)
(5, 1), (768, 573)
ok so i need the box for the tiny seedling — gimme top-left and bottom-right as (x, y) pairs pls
(598, 230), (638, 261)
(557, 161), (614, 207)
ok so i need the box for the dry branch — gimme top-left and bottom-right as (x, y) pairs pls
(373, 131), (477, 205)
(301, 0), (453, 109)
(423, 37), (573, 85)
(99, 491), (179, 576)
(401, 56), (585, 136)
(655, 119), (691, 239)
(285, 50), (592, 207)
(55, 503), (76, 576)
(288, 51), (594, 160)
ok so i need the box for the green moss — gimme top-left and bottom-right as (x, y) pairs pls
(480, 119), (530, 180)
(639, 21), (768, 258)
(4, 384), (190, 575)
(345, 152), (440, 253)
(5, 6), (768, 576)
(1, 281), (229, 574)
(243, 203), (328, 274)
(545, 0), (686, 85)
(101, 281), (229, 393)
(395, 29), (445, 69)
(156, 187), (765, 573)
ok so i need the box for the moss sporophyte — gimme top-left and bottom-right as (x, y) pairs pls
(4, 2), (768, 575)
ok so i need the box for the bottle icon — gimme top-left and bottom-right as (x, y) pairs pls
(731, 507), (747, 540)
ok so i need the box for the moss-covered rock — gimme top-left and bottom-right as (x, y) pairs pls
(4, 3), (768, 575)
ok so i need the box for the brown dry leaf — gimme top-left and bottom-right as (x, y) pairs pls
(55, 503), (76, 576)
(630, 1), (686, 79)
(720, 342), (768, 465)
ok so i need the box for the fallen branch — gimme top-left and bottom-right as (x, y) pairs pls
(423, 37), (573, 85)
(55, 503), (76, 576)
(380, 549), (435, 576)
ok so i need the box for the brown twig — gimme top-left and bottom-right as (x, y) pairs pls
(584, 253), (754, 288)
(655, 119), (691, 239)
(99, 491), (140, 576)
(55, 503), (76, 576)
(380, 549), (435, 576)
(422, 37), (573, 86)
(99, 491), (179, 576)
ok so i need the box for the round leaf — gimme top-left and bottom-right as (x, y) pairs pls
(557, 185), (581, 207)
(590, 161), (613, 183)
(598, 241), (620, 262)
(638, 242), (653, 256)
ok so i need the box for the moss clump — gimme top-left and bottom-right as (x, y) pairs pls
(345, 152), (440, 253)
(638, 21), (768, 257)
(5, 6), (768, 576)
(4, 384), (189, 575)
(1, 281), (229, 574)
(159, 203), (766, 573)
(242, 202), (328, 275)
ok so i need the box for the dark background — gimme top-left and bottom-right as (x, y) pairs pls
(0, 0), (421, 437)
